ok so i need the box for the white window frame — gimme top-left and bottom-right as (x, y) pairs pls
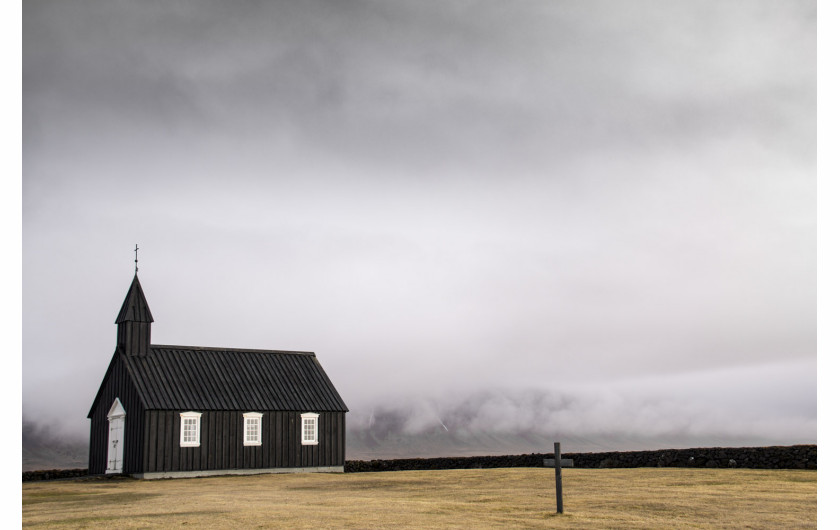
(301, 413), (319, 445)
(243, 412), (263, 446)
(179, 411), (202, 447)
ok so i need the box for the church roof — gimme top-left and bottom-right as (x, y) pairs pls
(116, 345), (348, 412)
(115, 274), (154, 323)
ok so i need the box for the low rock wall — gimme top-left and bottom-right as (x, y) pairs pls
(344, 445), (816, 473)
(22, 469), (89, 482)
(23, 445), (816, 480)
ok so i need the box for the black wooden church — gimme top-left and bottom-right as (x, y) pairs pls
(88, 274), (348, 478)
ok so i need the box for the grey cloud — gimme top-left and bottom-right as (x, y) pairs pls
(23, 0), (815, 449)
(25, 0), (815, 176)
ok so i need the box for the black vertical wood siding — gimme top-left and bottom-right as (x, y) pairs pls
(142, 410), (345, 473)
(116, 321), (152, 356)
(88, 353), (146, 474)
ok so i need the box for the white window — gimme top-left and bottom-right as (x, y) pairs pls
(301, 413), (319, 445)
(180, 411), (202, 447)
(243, 412), (263, 446)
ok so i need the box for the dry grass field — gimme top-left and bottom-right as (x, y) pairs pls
(23, 467), (816, 529)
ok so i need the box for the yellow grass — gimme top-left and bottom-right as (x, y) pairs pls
(23, 467), (816, 529)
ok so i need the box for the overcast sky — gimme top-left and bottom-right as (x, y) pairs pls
(23, 0), (815, 447)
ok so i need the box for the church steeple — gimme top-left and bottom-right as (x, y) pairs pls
(115, 274), (154, 356)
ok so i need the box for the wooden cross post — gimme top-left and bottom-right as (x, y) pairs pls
(543, 442), (573, 514)
(554, 442), (563, 514)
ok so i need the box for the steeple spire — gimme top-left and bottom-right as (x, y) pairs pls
(116, 274), (154, 355)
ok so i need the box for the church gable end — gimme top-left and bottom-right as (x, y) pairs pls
(87, 353), (146, 475)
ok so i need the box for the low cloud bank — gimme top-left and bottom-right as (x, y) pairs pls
(346, 359), (816, 456)
(22, 360), (815, 465)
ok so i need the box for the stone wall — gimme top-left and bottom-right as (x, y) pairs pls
(22, 469), (90, 482)
(23, 445), (816, 480)
(344, 445), (816, 472)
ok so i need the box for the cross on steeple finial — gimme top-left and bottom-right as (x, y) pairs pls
(134, 244), (139, 274)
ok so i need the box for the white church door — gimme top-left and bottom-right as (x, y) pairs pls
(106, 398), (126, 474)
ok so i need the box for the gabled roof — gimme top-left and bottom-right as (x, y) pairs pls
(115, 274), (154, 323)
(119, 345), (348, 412)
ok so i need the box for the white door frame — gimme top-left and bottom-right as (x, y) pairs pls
(106, 398), (126, 474)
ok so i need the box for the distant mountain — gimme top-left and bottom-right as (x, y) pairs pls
(343, 400), (789, 460)
(348, 427), (578, 460)
(22, 421), (88, 471)
(345, 425), (786, 460)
